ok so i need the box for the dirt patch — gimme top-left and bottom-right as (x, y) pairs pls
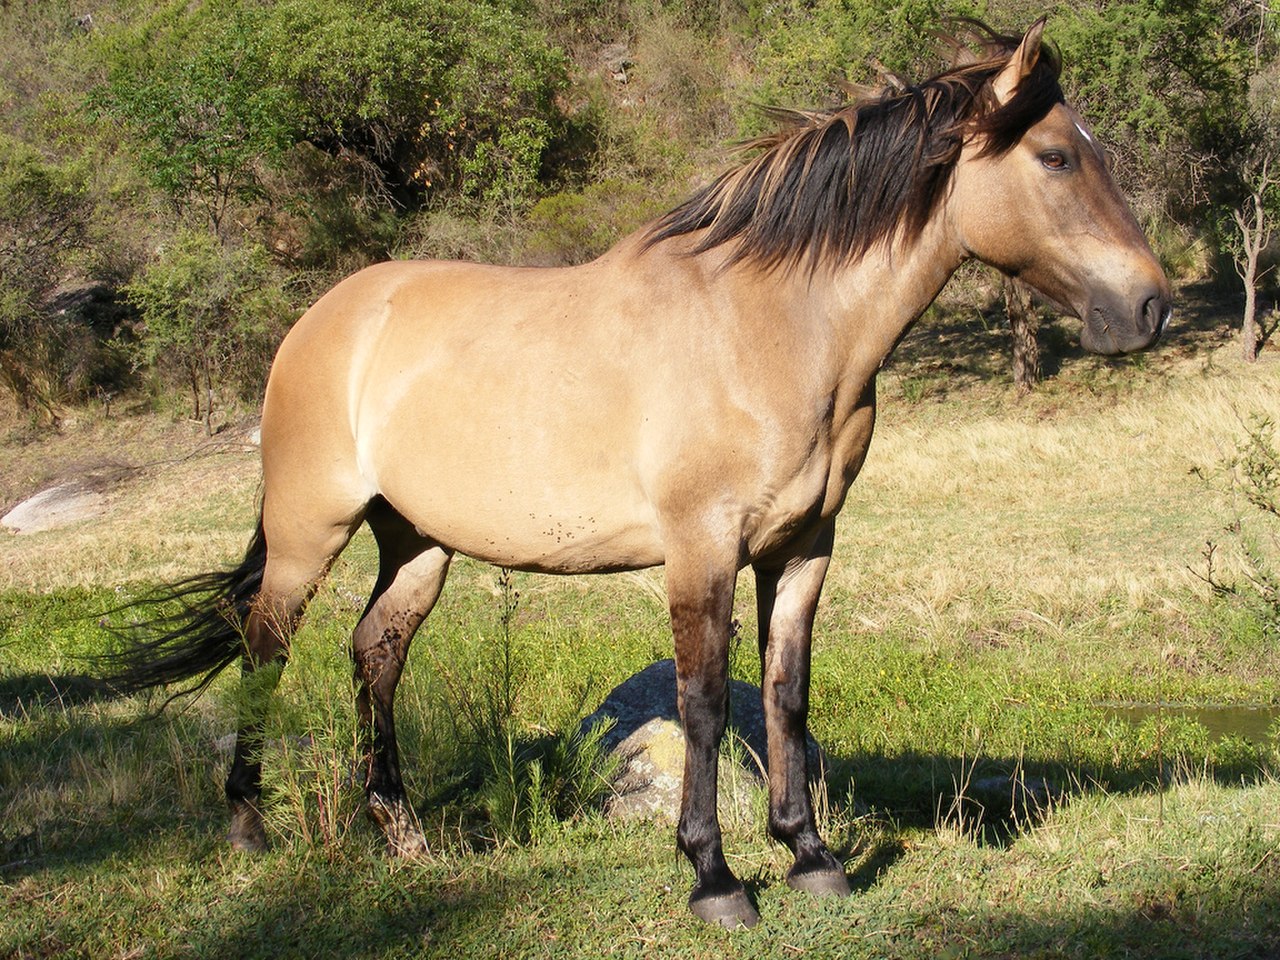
(0, 410), (262, 583)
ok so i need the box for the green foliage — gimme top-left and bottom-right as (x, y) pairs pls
(257, 0), (567, 210)
(92, 1), (294, 235)
(124, 229), (288, 424)
(1046, 0), (1255, 217)
(0, 136), (88, 335)
(0, 134), (98, 413)
(742, 0), (982, 130)
(476, 717), (618, 845)
(522, 179), (670, 265)
(435, 569), (620, 844)
(91, 0), (568, 235)
(1218, 417), (1280, 641)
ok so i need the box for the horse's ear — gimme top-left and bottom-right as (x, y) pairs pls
(992, 17), (1046, 104)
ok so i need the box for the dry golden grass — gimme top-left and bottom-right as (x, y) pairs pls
(0, 410), (262, 589)
(849, 345), (1280, 618)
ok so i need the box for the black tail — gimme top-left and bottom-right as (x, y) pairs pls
(98, 515), (268, 699)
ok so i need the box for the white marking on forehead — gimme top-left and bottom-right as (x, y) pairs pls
(1073, 121), (1094, 145)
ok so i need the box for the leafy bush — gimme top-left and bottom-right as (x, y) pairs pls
(522, 180), (671, 265)
(257, 0), (568, 210)
(0, 134), (98, 414)
(124, 229), (290, 430)
(741, 0), (982, 131)
(91, 1), (295, 235)
(94, 0), (569, 233)
(1047, 0), (1255, 219)
(1224, 418), (1280, 639)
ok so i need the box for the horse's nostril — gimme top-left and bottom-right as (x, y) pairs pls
(1142, 295), (1170, 339)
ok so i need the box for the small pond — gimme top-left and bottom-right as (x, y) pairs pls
(1100, 703), (1280, 743)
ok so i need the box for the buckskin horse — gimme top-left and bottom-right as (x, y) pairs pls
(104, 20), (1170, 929)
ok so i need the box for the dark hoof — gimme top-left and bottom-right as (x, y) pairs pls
(386, 829), (430, 859)
(689, 888), (760, 929)
(786, 865), (851, 897)
(368, 795), (430, 859)
(227, 801), (268, 853)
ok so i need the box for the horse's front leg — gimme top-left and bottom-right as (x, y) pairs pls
(754, 520), (850, 896)
(666, 543), (760, 929)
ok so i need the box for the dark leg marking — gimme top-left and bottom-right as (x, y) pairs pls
(352, 498), (451, 856)
(226, 599), (303, 852)
(668, 547), (760, 929)
(756, 521), (850, 897)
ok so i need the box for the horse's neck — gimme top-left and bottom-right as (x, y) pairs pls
(815, 218), (965, 381)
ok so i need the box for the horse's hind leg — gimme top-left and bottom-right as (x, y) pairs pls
(754, 520), (850, 897)
(352, 497), (452, 857)
(226, 512), (362, 851)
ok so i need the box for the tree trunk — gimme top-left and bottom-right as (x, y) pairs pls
(1004, 276), (1040, 392)
(202, 354), (214, 437)
(188, 365), (201, 421)
(1233, 157), (1275, 365)
(1242, 266), (1260, 364)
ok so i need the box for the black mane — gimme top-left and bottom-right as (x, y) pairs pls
(644, 24), (1064, 272)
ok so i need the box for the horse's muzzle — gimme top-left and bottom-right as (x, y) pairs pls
(1080, 286), (1172, 356)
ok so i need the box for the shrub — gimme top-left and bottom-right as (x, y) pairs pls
(1199, 416), (1280, 644)
(124, 229), (290, 431)
(436, 569), (619, 844)
(0, 134), (96, 415)
(258, 0), (568, 211)
(522, 180), (671, 265)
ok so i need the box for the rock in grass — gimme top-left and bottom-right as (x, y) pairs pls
(582, 659), (827, 824)
(2, 483), (106, 534)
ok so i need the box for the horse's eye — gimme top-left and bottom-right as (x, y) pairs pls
(1040, 150), (1070, 171)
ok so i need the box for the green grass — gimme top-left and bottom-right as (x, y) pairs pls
(3, 325), (1280, 957)
(4, 564), (1279, 957)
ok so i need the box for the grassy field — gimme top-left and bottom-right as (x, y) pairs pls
(3, 295), (1280, 959)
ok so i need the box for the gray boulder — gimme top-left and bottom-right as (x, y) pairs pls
(582, 659), (827, 824)
(2, 482), (106, 534)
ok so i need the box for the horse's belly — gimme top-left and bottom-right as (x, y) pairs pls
(371, 427), (664, 573)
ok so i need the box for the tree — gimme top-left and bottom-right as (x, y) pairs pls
(92, 0), (569, 256)
(0, 135), (91, 418)
(258, 0), (567, 211)
(92, 1), (294, 238)
(1227, 60), (1280, 363)
(124, 230), (282, 434)
(1231, 157), (1278, 362)
(1002, 276), (1040, 392)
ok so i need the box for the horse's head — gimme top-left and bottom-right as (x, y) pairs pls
(950, 21), (1171, 355)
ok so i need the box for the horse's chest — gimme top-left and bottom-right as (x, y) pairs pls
(742, 399), (876, 557)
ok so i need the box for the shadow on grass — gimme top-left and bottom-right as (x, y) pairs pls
(0, 671), (121, 719)
(19, 814), (1280, 960)
(884, 279), (1246, 404)
(170, 868), (501, 960)
(826, 742), (1275, 849)
(6, 703), (1280, 957)
(1, 691), (226, 883)
(5, 646), (1278, 958)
